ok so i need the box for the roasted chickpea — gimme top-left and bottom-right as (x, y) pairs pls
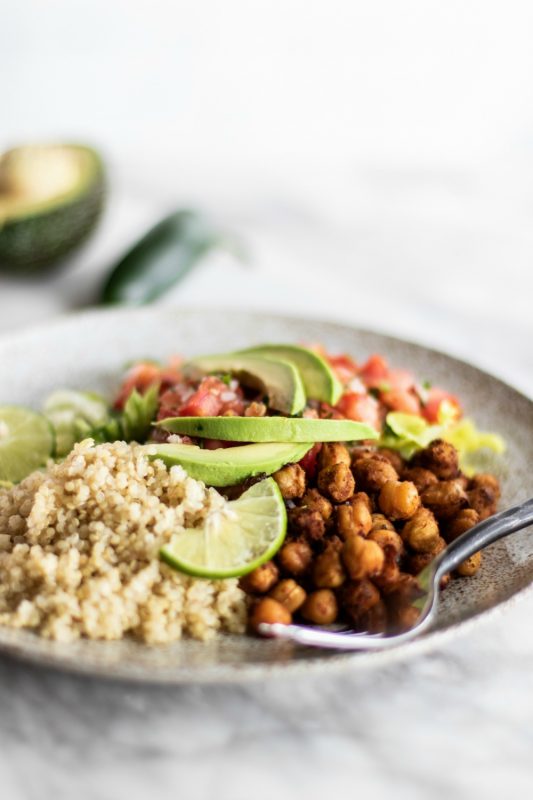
(273, 463), (306, 499)
(288, 507), (325, 542)
(416, 439), (459, 480)
(312, 548), (346, 588)
(342, 534), (384, 580)
(467, 487), (497, 521)
(406, 537), (449, 588)
(401, 466), (438, 494)
(379, 480), (420, 520)
(239, 561), (279, 594)
(269, 579), (307, 612)
(469, 473), (501, 500)
(244, 401), (267, 417)
(401, 507), (440, 553)
(301, 488), (333, 521)
(335, 504), (356, 540)
(318, 442), (351, 470)
(351, 455), (399, 492)
(377, 448), (405, 474)
(445, 508), (480, 543)
(317, 462), (355, 503)
(373, 546), (403, 594)
(386, 574), (423, 632)
(353, 491), (373, 512)
(277, 540), (312, 576)
(456, 551), (482, 577)
(301, 589), (338, 624)
(370, 513), (396, 532)
(367, 528), (404, 557)
(421, 479), (468, 519)
(357, 599), (388, 634)
(351, 495), (373, 536)
(249, 598), (292, 631)
(340, 578), (381, 624)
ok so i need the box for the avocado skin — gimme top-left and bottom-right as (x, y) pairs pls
(0, 147), (105, 273)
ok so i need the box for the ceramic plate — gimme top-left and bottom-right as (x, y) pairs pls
(0, 308), (531, 683)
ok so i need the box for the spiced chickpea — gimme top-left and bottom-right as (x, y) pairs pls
(312, 548), (346, 589)
(421, 479), (468, 519)
(416, 439), (459, 480)
(406, 538), (450, 589)
(273, 463), (306, 499)
(288, 507), (325, 542)
(318, 442), (351, 470)
(301, 489), (333, 521)
(445, 508), (479, 543)
(335, 504), (356, 540)
(277, 540), (312, 576)
(351, 455), (399, 493)
(317, 462), (355, 503)
(301, 589), (338, 624)
(342, 535), (384, 580)
(373, 546), (402, 594)
(239, 561), (279, 594)
(456, 551), (482, 577)
(370, 513), (396, 533)
(401, 507), (440, 553)
(401, 466), (438, 494)
(469, 473), (501, 500)
(386, 574), (423, 632)
(367, 528), (404, 558)
(351, 495), (373, 536)
(249, 598), (292, 631)
(244, 401), (267, 417)
(341, 578), (381, 625)
(269, 579), (307, 613)
(467, 487), (497, 521)
(377, 448), (405, 474)
(357, 599), (388, 634)
(379, 480), (420, 520)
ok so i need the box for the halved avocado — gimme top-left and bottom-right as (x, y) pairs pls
(144, 441), (312, 486)
(240, 344), (343, 404)
(185, 353), (306, 415)
(0, 143), (105, 272)
(157, 415), (378, 442)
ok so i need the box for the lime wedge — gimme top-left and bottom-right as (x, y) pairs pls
(44, 389), (109, 456)
(0, 406), (54, 482)
(160, 477), (287, 578)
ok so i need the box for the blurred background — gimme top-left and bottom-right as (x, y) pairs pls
(2, 0), (533, 390)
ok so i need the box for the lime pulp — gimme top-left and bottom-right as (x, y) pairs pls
(0, 406), (54, 483)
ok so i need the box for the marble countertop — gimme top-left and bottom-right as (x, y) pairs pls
(1, 161), (532, 799)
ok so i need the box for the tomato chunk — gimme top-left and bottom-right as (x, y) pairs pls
(336, 392), (382, 431)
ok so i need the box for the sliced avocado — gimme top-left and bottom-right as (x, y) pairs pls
(157, 415), (377, 442)
(240, 344), (343, 404)
(0, 143), (105, 272)
(185, 353), (306, 415)
(144, 441), (312, 486)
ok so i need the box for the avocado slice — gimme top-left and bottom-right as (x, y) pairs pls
(0, 143), (105, 272)
(185, 353), (306, 415)
(144, 441), (312, 486)
(240, 344), (343, 404)
(157, 415), (377, 442)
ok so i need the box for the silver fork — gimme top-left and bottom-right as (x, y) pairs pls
(258, 497), (533, 650)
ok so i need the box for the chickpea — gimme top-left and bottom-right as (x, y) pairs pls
(353, 491), (373, 512)
(340, 578), (381, 624)
(351, 495), (373, 536)
(406, 537), (449, 587)
(467, 487), (497, 521)
(367, 528), (404, 557)
(386, 574), (423, 632)
(273, 463), (306, 500)
(342, 534), (384, 580)
(301, 589), (338, 625)
(379, 480), (420, 520)
(416, 439), (459, 480)
(239, 561), (279, 594)
(312, 548), (346, 588)
(288, 507), (325, 542)
(401, 507), (440, 553)
(401, 466), (438, 494)
(277, 540), (312, 576)
(318, 442), (351, 470)
(269, 579), (307, 612)
(357, 599), (388, 634)
(249, 598), (292, 632)
(351, 455), (399, 492)
(469, 473), (501, 500)
(421, 479), (468, 519)
(456, 551), (482, 577)
(317, 462), (355, 503)
(301, 488), (333, 521)
(370, 513), (395, 532)
(377, 448), (405, 474)
(445, 508), (479, 543)
(244, 401), (267, 417)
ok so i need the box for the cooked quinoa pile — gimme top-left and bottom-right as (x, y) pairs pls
(0, 440), (246, 643)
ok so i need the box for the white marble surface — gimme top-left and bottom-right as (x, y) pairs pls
(1, 157), (533, 799)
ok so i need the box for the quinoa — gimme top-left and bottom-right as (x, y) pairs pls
(0, 439), (247, 643)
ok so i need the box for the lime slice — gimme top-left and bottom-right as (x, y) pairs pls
(160, 477), (287, 578)
(44, 389), (109, 456)
(0, 406), (54, 482)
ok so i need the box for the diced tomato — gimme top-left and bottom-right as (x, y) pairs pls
(380, 387), (421, 415)
(327, 354), (359, 385)
(359, 354), (389, 388)
(299, 443), (322, 481)
(336, 392), (382, 431)
(387, 368), (415, 392)
(114, 363), (163, 409)
(422, 387), (462, 423)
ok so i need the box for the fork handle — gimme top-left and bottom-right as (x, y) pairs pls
(434, 497), (533, 580)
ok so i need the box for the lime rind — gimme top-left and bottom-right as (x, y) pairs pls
(0, 405), (54, 483)
(159, 478), (287, 579)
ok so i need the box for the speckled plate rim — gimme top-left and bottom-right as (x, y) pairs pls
(0, 306), (531, 685)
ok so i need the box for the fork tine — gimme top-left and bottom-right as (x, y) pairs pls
(258, 622), (388, 650)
